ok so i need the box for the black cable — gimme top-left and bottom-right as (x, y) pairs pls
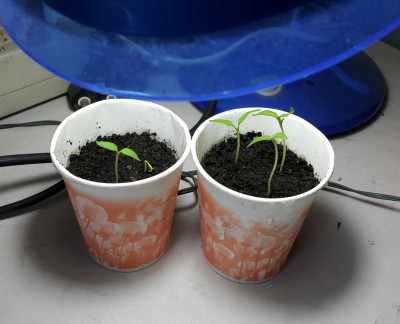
(0, 180), (66, 218)
(0, 169), (199, 216)
(0, 101), (216, 215)
(327, 181), (400, 202)
(189, 100), (217, 136)
(2, 105), (399, 216)
(0, 120), (61, 129)
(0, 98), (214, 214)
(182, 170), (198, 176)
(178, 170), (198, 195)
(0, 153), (52, 167)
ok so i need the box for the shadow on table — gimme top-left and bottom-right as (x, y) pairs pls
(212, 197), (361, 309)
(22, 190), (358, 309)
(20, 191), (180, 290)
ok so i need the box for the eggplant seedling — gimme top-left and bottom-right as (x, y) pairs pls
(144, 160), (153, 173)
(210, 109), (260, 163)
(253, 107), (294, 172)
(96, 141), (153, 183)
(247, 132), (288, 197)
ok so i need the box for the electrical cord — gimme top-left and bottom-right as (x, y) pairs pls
(0, 180), (65, 217)
(0, 102), (215, 215)
(0, 120), (61, 129)
(179, 170), (198, 195)
(1, 101), (399, 216)
(327, 181), (400, 201)
(189, 100), (216, 136)
(0, 120), (65, 216)
(0, 153), (52, 167)
(0, 164), (199, 217)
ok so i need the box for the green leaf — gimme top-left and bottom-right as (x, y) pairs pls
(247, 135), (274, 147)
(253, 110), (278, 119)
(96, 141), (118, 152)
(237, 109), (260, 126)
(120, 148), (140, 161)
(247, 132), (288, 147)
(279, 107), (295, 119)
(271, 132), (288, 140)
(209, 119), (235, 128)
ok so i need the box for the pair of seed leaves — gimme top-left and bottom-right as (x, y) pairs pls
(209, 107), (294, 196)
(96, 141), (153, 183)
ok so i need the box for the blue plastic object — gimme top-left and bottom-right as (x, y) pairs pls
(0, 0), (399, 101)
(195, 51), (386, 135)
(41, 0), (307, 37)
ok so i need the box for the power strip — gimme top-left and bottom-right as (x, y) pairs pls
(0, 25), (69, 118)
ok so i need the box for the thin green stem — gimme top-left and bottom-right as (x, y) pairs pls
(115, 151), (120, 183)
(279, 123), (286, 173)
(280, 139), (287, 173)
(268, 140), (279, 197)
(235, 128), (240, 164)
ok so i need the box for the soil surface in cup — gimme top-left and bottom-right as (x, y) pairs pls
(67, 132), (177, 183)
(201, 132), (320, 198)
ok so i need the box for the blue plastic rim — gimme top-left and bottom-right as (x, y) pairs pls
(0, 0), (399, 101)
(195, 51), (386, 135)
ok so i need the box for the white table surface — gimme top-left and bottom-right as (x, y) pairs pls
(0, 41), (399, 324)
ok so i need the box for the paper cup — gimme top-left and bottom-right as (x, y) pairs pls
(191, 108), (334, 283)
(50, 99), (191, 271)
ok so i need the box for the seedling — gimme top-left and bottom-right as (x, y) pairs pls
(247, 132), (288, 197)
(253, 107), (294, 172)
(96, 141), (153, 183)
(144, 160), (153, 173)
(210, 109), (260, 163)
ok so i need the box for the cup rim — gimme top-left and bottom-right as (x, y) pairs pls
(50, 98), (191, 188)
(191, 107), (335, 203)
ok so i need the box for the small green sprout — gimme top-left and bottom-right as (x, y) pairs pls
(96, 141), (142, 183)
(210, 109), (260, 164)
(144, 160), (153, 173)
(247, 132), (288, 197)
(253, 107), (294, 172)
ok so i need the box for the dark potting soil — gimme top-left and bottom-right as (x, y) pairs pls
(67, 132), (177, 183)
(201, 132), (320, 198)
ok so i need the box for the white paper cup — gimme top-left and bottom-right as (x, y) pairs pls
(50, 99), (191, 271)
(191, 108), (334, 283)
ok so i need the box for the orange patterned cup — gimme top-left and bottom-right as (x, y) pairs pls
(191, 108), (334, 283)
(50, 99), (191, 271)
